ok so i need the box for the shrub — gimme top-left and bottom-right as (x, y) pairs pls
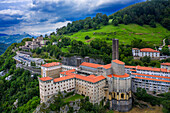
(65, 91), (74, 98)
(85, 35), (90, 40)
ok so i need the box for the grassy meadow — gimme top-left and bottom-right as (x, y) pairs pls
(63, 23), (169, 46)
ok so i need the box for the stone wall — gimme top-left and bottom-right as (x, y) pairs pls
(113, 78), (131, 92)
(111, 62), (125, 75)
(61, 56), (104, 67)
(111, 98), (132, 112)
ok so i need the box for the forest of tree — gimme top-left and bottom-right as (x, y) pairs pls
(0, 68), (40, 113)
(135, 88), (170, 113)
(0, 40), (40, 113)
(56, 13), (109, 35)
(110, 0), (170, 29)
(32, 35), (170, 68)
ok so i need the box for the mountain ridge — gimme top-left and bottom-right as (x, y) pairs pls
(0, 33), (34, 55)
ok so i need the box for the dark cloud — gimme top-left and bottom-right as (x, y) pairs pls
(0, 15), (23, 27)
(0, 0), (146, 35)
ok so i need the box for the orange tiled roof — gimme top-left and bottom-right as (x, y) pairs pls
(131, 73), (170, 79)
(125, 65), (137, 69)
(42, 62), (61, 67)
(39, 77), (53, 81)
(100, 64), (112, 69)
(112, 59), (125, 65)
(60, 69), (76, 74)
(81, 61), (126, 69)
(135, 77), (170, 83)
(88, 75), (96, 78)
(107, 73), (129, 78)
(107, 74), (113, 78)
(130, 69), (136, 71)
(54, 75), (75, 82)
(80, 62), (103, 68)
(140, 48), (159, 53)
(76, 74), (105, 83)
(137, 66), (169, 72)
(58, 70), (106, 83)
(161, 63), (170, 66)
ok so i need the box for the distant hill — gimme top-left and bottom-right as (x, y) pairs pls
(0, 42), (9, 55)
(0, 33), (34, 55)
(110, 0), (170, 30)
(0, 33), (33, 44)
(63, 23), (169, 46)
(55, 0), (170, 47)
(0, 33), (8, 36)
(56, 0), (170, 36)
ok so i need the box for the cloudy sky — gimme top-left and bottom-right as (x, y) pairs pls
(0, 0), (145, 36)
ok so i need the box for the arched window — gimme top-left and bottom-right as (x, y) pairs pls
(113, 93), (115, 98)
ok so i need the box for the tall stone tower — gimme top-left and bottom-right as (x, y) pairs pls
(112, 39), (119, 60)
(109, 60), (132, 112)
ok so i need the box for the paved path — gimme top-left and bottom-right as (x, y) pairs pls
(162, 38), (166, 47)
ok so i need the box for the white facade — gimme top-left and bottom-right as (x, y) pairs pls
(41, 63), (77, 77)
(132, 78), (169, 93)
(132, 48), (160, 59)
(39, 77), (76, 103)
(161, 63), (170, 71)
(125, 65), (170, 93)
(39, 74), (106, 104)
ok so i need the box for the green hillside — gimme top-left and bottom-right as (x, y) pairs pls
(63, 23), (169, 46)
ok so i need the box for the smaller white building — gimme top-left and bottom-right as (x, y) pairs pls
(13, 52), (44, 67)
(41, 62), (77, 78)
(161, 63), (170, 71)
(132, 48), (160, 60)
(41, 62), (62, 78)
(125, 65), (170, 94)
(52, 42), (58, 45)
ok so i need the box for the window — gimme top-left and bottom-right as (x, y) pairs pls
(121, 94), (124, 99)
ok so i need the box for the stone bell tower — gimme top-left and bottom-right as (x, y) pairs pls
(112, 39), (119, 60)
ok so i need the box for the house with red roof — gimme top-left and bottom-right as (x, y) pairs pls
(161, 62), (170, 70)
(132, 48), (160, 60)
(41, 62), (62, 78)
